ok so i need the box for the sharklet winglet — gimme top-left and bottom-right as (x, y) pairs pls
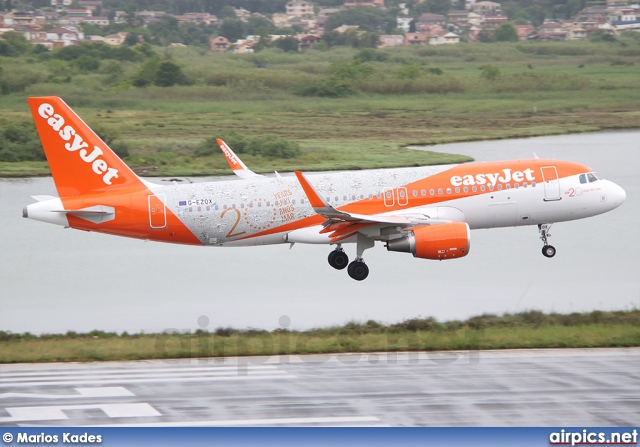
(216, 138), (263, 179)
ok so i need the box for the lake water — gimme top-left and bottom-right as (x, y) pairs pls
(1, 131), (638, 335)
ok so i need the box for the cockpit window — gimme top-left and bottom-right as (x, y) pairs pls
(593, 172), (603, 180)
(579, 174), (587, 184)
(587, 173), (598, 183)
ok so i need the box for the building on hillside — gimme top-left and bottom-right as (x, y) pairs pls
(41, 26), (84, 47)
(565, 23), (588, 40)
(480, 15), (508, 29)
(404, 32), (428, 45)
(65, 9), (92, 17)
(83, 16), (110, 26)
(417, 13), (446, 28)
(3, 11), (38, 26)
(472, 1), (502, 15)
(534, 21), (569, 40)
(438, 32), (461, 44)
(448, 10), (471, 26)
(575, 8), (609, 25)
(397, 16), (412, 32)
(344, 0), (385, 7)
(234, 8), (252, 22)
(299, 34), (320, 50)
(272, 13), (290, 28)
(606, 0), (630, 6)
(379, 34), (405, 47)
(176, 13), (217, 25)
(515, 24), (535, 40)
(210, 36), (230, 52)
(104, 32), (127, 45)
(78, 1), (104, 11)
(286, 1), (314, 18)
(137, 10), (166, 25)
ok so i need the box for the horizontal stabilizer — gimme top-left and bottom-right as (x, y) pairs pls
(56, 205), (115, 224)
(31, 195), (57, 202)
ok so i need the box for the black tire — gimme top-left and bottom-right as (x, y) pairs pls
(347, 261), (369, 281)
(328, 250), (349, 270)
(542, 245), (556, 258)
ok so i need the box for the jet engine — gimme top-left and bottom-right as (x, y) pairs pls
(386, 222), (470, 260)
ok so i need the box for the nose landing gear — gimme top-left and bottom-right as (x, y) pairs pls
(539, 224), (556, 258)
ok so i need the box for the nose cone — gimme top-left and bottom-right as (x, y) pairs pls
(608, 181), (626, 209)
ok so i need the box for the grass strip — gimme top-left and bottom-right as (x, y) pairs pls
(2, 310), (638, 363)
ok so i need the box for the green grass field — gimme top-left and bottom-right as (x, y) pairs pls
(1, 310), (638, 363)
(1, 40), (639, 176)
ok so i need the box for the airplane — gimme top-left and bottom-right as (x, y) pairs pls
(23, 96), (626, 281)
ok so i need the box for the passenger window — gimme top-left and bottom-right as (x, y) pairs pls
(497, 184), (503, 191)
(438, 188), (443, 195)
(506, 184), (511, 190)
(399, 190), (405, 198)
(472, 186), (477, 192)
(343, 195), (347, 201)
(579, 174), (587, 184)
(480, 185), (485, 192)
(413, 190), (418, 197)
(455, 187), (460, 193)
(446, 188), (451, 194)
(430, 189), (434, 195)
(464, 186), (469, 193)
(523, 183), (528, 188)
(532, 182), (536, 187)
(258, 202), (262, 207)
(515, 183), (519, 189)
(266, 201), (270, 206)
(489, 184), (494, 191)
(386, 192), (392, 199)
(421, 189), (427, 196)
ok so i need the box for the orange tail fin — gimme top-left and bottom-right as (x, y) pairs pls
(27, 96), (145, 197)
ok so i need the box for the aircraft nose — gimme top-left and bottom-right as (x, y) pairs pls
(609, 182), (626, 208)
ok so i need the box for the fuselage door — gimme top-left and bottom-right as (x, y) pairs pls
(540, 166), (561, 201)
(383, 188), (395, 207)
(148, 194), (167, 229)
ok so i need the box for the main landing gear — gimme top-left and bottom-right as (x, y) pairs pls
(327, 235), (375, 281)
(538, 223), (556, 258)
(328, 246), (349, 270)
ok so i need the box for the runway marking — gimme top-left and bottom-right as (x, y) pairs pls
(0, 403), (161, 423)
(0, 371), (297, 387)
(78, 416), (383, 427)
(0, 387), (134, 400)
(0, 365), (280, 378)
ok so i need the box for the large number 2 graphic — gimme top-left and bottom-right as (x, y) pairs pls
(221, 208), (246, 238)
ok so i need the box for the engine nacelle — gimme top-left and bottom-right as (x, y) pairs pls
(386, 222), (470, 260)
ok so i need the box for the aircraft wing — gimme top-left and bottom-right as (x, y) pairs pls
(216, 139), (264, 179)
(294, 171), (448, 242)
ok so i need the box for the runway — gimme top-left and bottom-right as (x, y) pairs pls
(0, 348), (638, 427)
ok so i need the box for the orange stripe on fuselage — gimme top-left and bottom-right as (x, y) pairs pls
(236, 159), (591, 241)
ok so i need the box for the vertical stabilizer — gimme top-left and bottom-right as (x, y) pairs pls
(27, 96), (145, 197)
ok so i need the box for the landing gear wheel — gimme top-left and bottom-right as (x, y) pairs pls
(542, 245), (556, 258)
(347, 260), (369, 281)
(328, 249), (349, 270)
